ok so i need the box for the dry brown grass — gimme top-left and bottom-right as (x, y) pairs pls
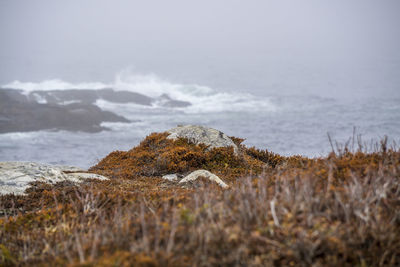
(0, 133), (399, 266)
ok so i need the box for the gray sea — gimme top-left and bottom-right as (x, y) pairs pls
(0, 74), (399, 169)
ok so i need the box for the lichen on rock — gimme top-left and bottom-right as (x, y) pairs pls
(167, 125), (239, 155)
(0, 161), (108, 195)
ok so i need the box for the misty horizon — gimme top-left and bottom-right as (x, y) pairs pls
(1, 0), (399, 98)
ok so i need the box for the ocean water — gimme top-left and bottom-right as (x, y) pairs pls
(1, 74), (399, 169)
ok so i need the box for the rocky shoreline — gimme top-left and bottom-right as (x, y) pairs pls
(0, 88), (191, 133)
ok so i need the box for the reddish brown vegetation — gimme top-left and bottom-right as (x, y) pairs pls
(89, 132), (280, 182)
(0, 132), (399, 266)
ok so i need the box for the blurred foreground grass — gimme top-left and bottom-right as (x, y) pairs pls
(1, 133), (399, 266)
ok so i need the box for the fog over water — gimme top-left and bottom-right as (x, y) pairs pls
(0, 1), (399, 167)
(1, 0), (399, 97)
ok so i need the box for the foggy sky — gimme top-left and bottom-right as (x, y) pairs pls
(1, 0), (399, 97)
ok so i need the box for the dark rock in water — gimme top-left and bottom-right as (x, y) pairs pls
(27, 88), (153, 106)
(155, 94), (191, 108)
(28, 89), (99, 104)
(0, 87), (193, 133)
(0, 89), (130, 133)
(0, 88), (29, 103)
(98, 89), (153, 105)
(27, 89), (189, 107)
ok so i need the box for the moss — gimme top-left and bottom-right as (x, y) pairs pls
(89, 132), (270, 183)
(1, 133), (399, 266)
(245, 147), (286, 168)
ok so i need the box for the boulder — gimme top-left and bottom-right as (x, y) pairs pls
(0, 161), (108, 195)
(167, 125), (238, 154)
(179, 170), (228, 188)
(162, 173), (179, 181)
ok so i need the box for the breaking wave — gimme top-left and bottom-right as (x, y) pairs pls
(3, 79), (109, 92)
(2, 71), (276, 114)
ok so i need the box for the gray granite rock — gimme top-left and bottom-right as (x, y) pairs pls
(179, 169), (228, 188)
(162, 173), (179, 181)
(0, 161), (108, 195)
(167, 125), (238, 154)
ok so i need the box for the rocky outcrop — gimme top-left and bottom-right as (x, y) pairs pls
(27, 88), (154, 106)
(27, 89), (191, 108)
(0, 88), (192, 133)
(167, 125), (238, 154)
(0, 89), (130, 133)
(0, 162), (108, 195)
(179, 170), (229, 188)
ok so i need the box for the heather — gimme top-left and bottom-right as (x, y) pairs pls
(0, 133), (399, 266)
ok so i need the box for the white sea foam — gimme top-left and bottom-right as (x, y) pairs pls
(113, 71), (277, 114)
(59, 100), (82, 105)
(0, 131), (40, 140)
(113, 71), (214, 98)
(31, 92), (48, 104)
(3, 79), (109, 94)
(2, 71), (277, 114)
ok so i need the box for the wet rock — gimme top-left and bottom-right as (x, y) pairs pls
(0, 161), (108, 195)
(167, 125), (238, 154)
(0, 89), (130, 133)
(26, 88), (153, 106)
(98, 89), (153, 105)
(179, 170), (228, 188)
(155, 94), (191, 108)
